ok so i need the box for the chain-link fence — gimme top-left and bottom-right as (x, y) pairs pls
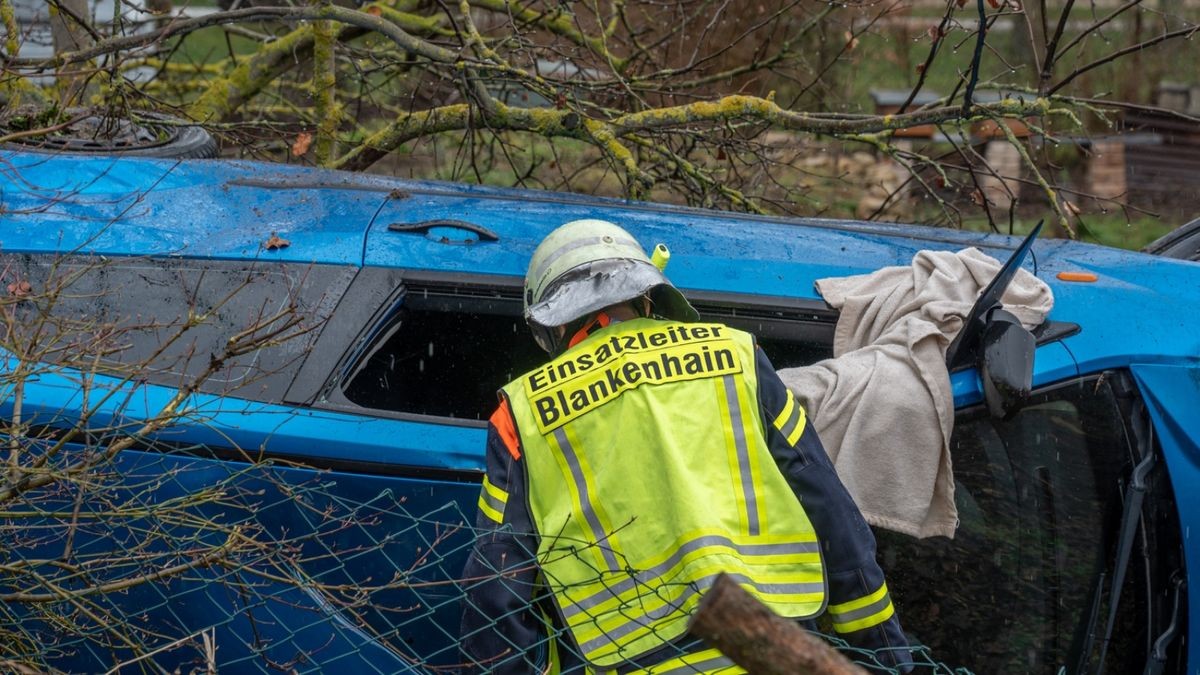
(1, 448), (972, 673)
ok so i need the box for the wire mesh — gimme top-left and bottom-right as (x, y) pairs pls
(0, 251), (976, 673)
(1, 445), (972, 673)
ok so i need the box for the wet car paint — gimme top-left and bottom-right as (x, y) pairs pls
(2, 150), (1199, 671)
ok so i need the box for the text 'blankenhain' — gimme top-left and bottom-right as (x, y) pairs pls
(522, 324), (742, 433)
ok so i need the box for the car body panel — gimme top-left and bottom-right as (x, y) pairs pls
(1047, 250), (1200, 373)
(4, 151), (1196, 391)
(3, 353), (483, 670)
(0, 154), (379, 265)
(11, 448), (470, 671)
(2, 150), (1198, 672)
(1133, 363), (1200, 671)
(2, 354), (486, 474)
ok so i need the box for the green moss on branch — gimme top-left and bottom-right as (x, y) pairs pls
(313, 13), (338, 166)
(189, 25), (316, 123)
(0, 0), (18, 57)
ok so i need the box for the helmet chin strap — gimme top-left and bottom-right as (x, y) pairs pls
(567, 311), (612, 349)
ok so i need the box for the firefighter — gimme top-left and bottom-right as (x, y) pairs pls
(460, 219), (911, 673)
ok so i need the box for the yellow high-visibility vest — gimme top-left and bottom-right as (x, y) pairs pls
(502, 317), (827, 669)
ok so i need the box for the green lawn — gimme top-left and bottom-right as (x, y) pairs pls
(960, 214), (1178, 250)
(170, 25), (263, 66)
(796, 9), (1200, 122)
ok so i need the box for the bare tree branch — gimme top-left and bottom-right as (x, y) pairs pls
(1047, 24), (1200, 96)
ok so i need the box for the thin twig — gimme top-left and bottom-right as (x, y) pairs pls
(962, 0), (988, 112)
(1039, 0), (1077, 84)
(1053, 0), (1143, 64)
(103, 628), (213, 675)
(1047, 24), (1200, 95)
(0, 112), (90, 145)
(897, 0), (955, 114)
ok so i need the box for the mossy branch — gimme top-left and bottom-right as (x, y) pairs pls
(334, 101), (591, 170)
(609, 94), (1052, 136)
(377, 4), (450, 36)
(189, 25), (316, 123)
(4, 5), (459, 71)
(998, 117), (1074, 237)
(0, 0), (17, 57)
(313, 0), (339, 166)
(334, 94), (1056, 175)
(584, 118), (647, 198)
(335, 103), (473, 170)
(187, 3), (444, 123)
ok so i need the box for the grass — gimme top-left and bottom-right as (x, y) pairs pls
(1067, 215), (1178, 251)
(170, 26), (263, 65)
(806, 7), (1200, 123)
(960, 214), (1177, 250)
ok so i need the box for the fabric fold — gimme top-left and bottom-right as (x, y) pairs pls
(777, 247), (1053, 539)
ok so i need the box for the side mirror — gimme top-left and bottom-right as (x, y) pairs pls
(946, 220), (1044, 420)
(980, 308), (1035, 419)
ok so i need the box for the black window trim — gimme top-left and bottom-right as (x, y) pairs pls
(302, 268), (845, 427)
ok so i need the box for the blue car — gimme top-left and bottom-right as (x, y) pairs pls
(0, 149), (1197, 673)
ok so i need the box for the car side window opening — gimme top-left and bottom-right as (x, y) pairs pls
(341, 301), (547, 419)
(337, 281), (834, 420)
(875, 375), (1179, 673)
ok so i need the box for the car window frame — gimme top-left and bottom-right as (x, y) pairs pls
(305, 268), (844, 427)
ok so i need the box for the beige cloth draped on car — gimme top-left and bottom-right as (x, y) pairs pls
(776, 247), (1054, 539)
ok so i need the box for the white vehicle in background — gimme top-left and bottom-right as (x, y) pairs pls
(8, 0), (163, 83)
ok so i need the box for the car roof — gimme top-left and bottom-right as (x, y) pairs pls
(3, 150), (1198, 376)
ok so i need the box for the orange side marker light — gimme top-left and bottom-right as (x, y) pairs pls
(1057, 271), (1098, 283)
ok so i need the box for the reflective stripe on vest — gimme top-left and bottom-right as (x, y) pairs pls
(503, 318), (826, 668)
(477, 475), (508, 524)
(597, 647), (747, 674)
(718, 374), (760, 536)
(636, 648), (744, 675)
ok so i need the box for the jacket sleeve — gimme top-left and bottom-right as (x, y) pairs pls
(459, 402), (550, 674)
(754, 348), (913, 671)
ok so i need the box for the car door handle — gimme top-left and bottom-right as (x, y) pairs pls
(387, 219), (500, 244)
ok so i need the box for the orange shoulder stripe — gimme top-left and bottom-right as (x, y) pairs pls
(489, 400), (521, 460)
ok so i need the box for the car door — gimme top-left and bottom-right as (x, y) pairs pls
(0, 254), (476, 672)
